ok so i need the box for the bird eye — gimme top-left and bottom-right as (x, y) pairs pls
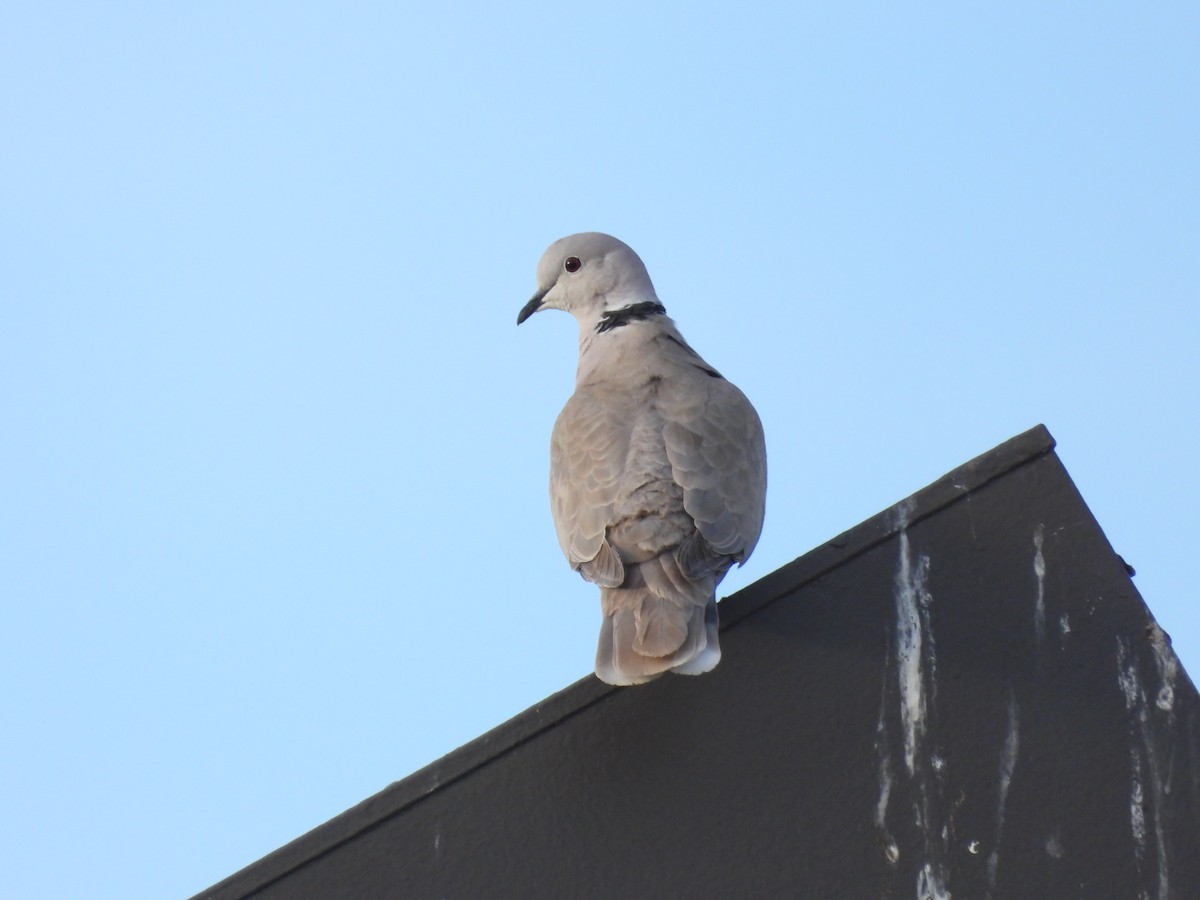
(564, 257), (582, 273)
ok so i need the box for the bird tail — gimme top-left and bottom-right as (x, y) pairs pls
(594, 553), (720, 686)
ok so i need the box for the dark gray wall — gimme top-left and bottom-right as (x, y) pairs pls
(196, 426), (1199, 900)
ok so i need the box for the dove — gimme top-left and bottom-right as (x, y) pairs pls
(518, 233), (767, 685)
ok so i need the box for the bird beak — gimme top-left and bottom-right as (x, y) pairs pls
(517, 288), (549, 325)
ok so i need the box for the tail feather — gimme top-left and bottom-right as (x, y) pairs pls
(632, 594), (690, 657)
(669, 598), (721, 675)
(593, 553), (720, 686)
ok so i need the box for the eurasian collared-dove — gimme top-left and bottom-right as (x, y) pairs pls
(518, 233), (767, 685)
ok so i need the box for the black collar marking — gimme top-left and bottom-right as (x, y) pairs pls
(595, 301), (667, 333)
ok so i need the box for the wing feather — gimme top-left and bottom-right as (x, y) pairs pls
(549, 390), (626, 575)
(660, 371), (766, 562)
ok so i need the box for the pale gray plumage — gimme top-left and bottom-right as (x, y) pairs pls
(518, 233), (766, 685)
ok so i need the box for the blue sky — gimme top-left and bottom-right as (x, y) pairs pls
(2, 4), (1197, 897)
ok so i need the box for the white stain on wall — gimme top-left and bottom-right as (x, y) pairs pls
(874, 638), (900, 865)
(986, 692), (1021, 898)
(1044, 828), (1064, 859)
(918, 862), (952, 900)
(880, 501), (951, 899)
(1147, 623), (1178, 717)
(1032, 525), (1046, 643)
(1117, 635), (1172, 900)
(896, 525), (931, 776)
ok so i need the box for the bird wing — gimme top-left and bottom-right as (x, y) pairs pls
(549, 389), (628, 584)
(658, 366), (767, 564)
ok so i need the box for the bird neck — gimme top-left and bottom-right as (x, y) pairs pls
(594, 301), (667, 334)
(575, 307), (678, 385)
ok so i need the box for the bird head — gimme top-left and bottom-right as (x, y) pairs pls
(517, 232), (658, 327)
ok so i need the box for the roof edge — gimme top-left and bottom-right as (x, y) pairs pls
(720, 423), (1056, 628)
(192, 423), (1056, 900)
